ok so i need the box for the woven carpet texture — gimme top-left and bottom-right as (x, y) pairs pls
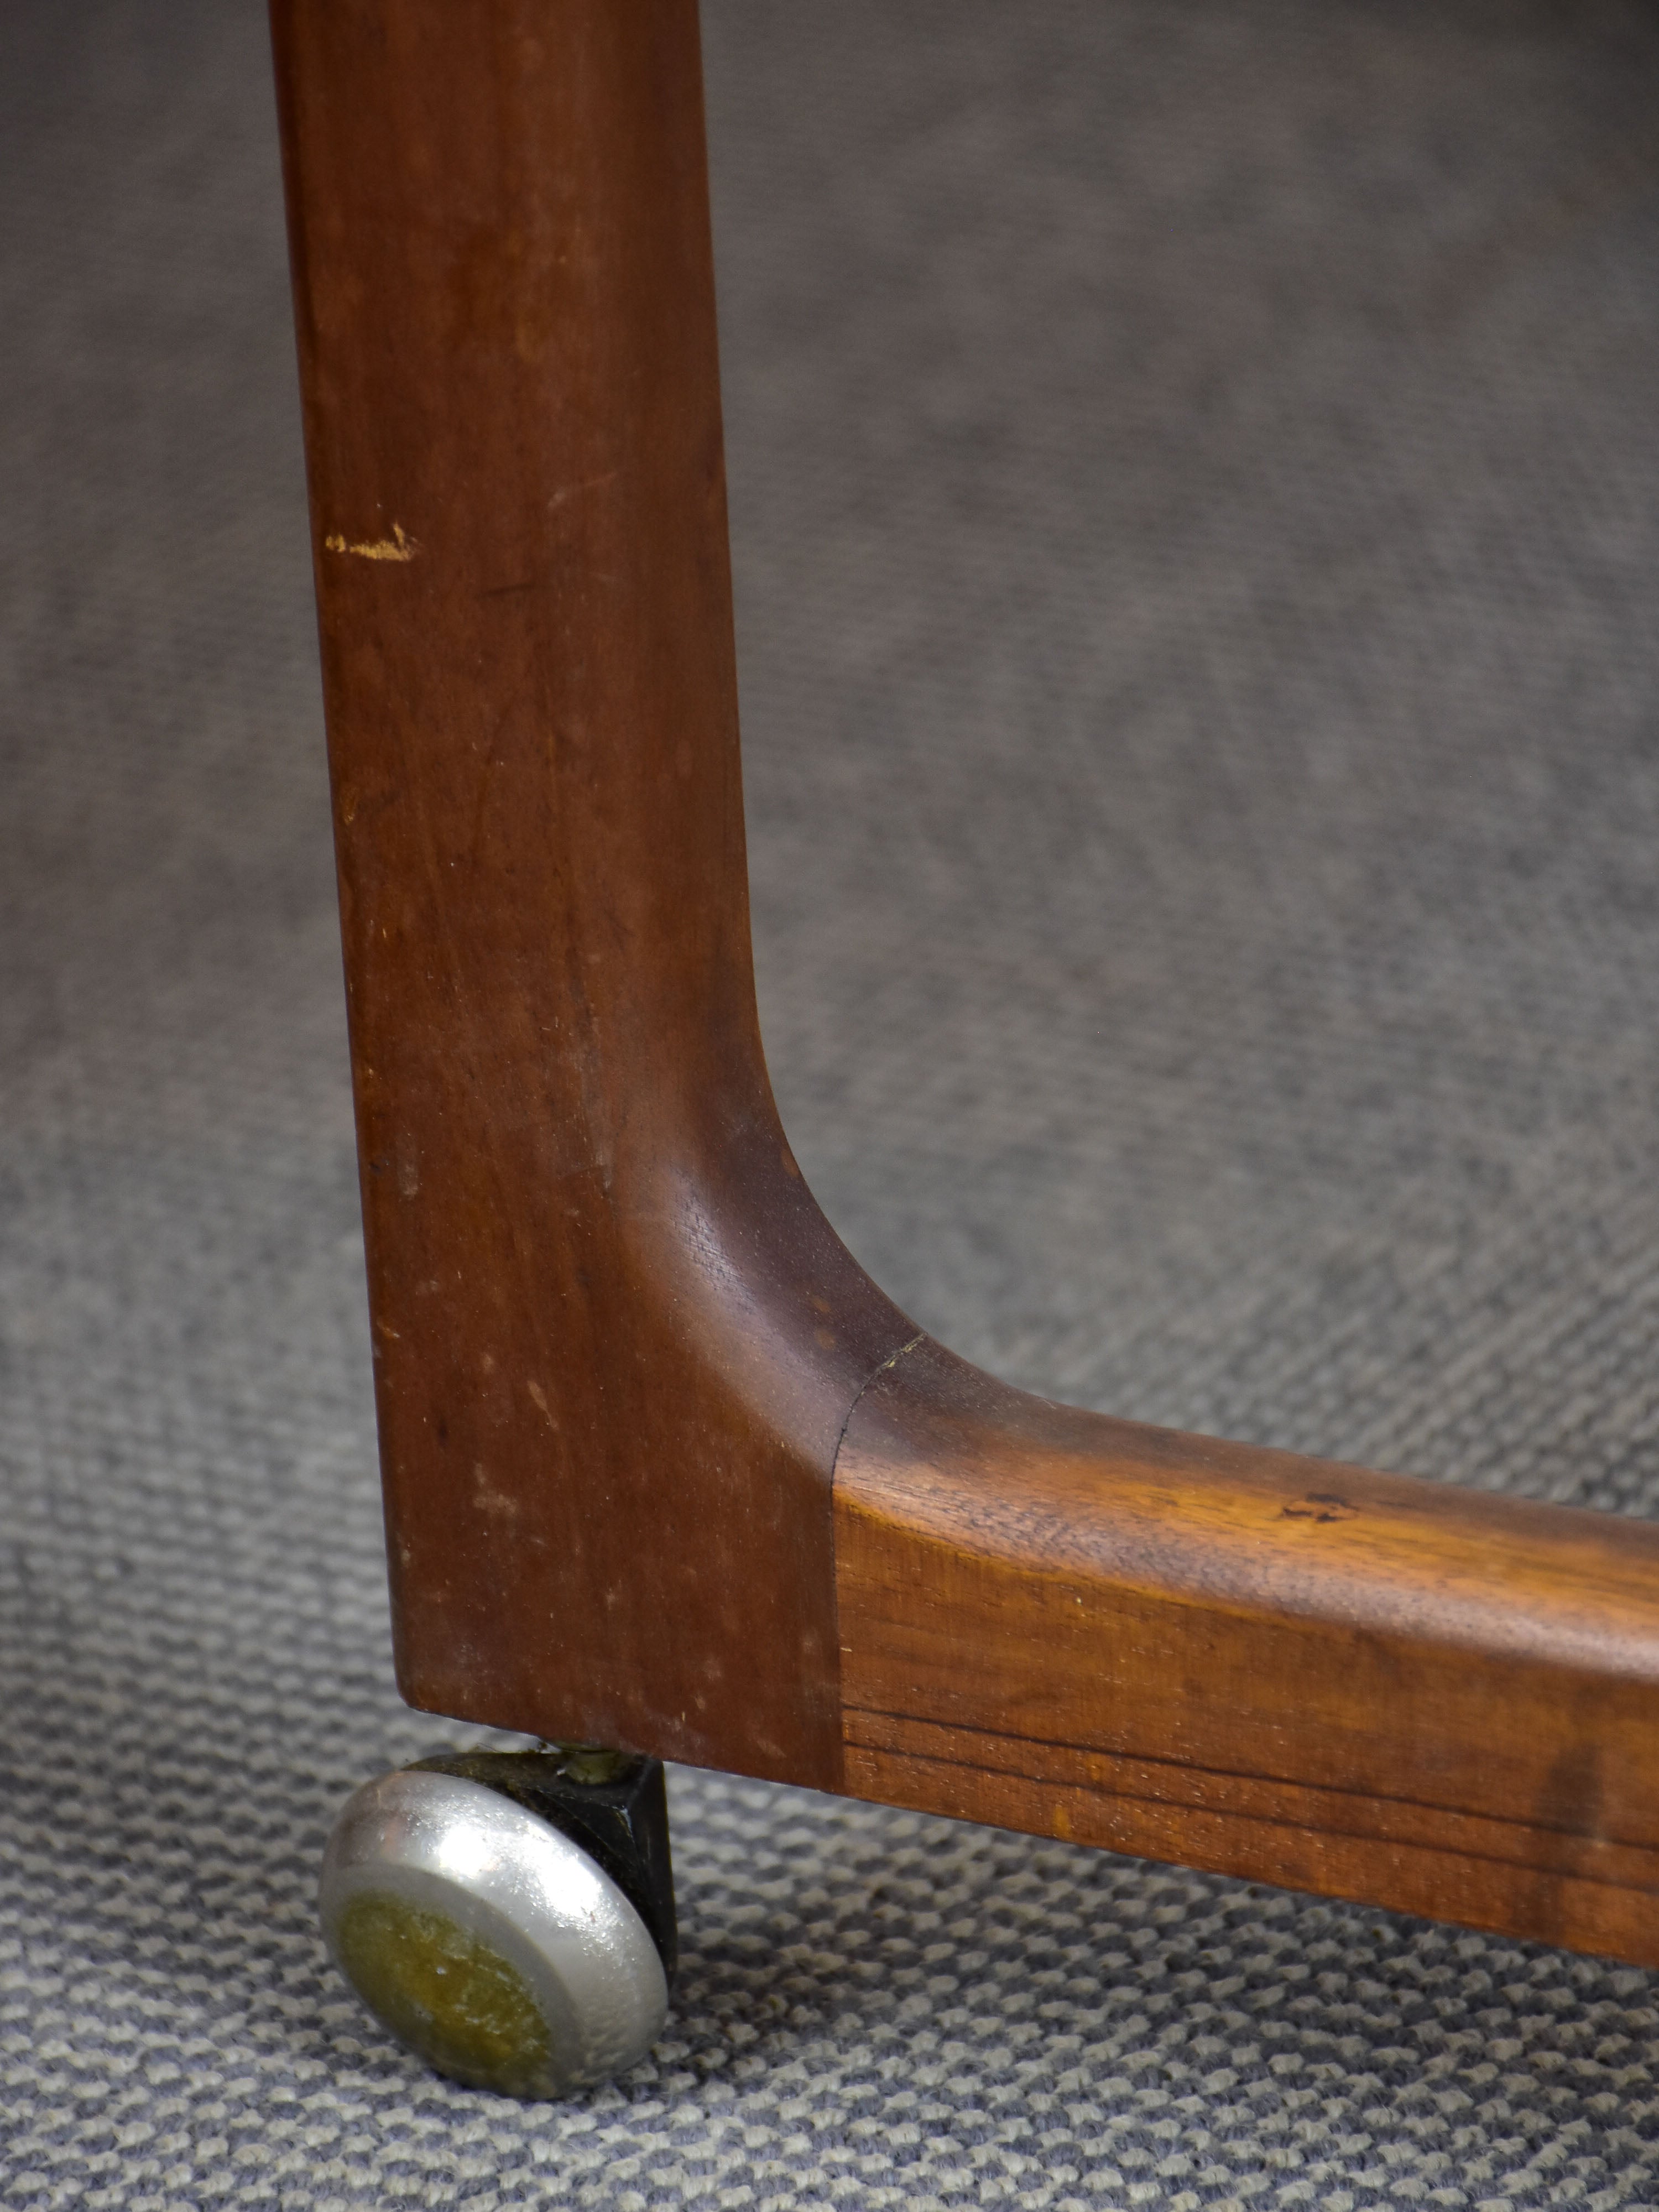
(4, 1), (1659, 2205)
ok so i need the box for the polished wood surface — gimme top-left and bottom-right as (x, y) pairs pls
(272, 0), (914, 1786)
(838, 1339), (1659, 1962)
(273, 0), (1659, 1964)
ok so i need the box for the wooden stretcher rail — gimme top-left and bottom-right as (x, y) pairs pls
(271, 0), (1659, 1966)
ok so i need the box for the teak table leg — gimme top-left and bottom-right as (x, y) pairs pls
(272, 0), (1659, 1969)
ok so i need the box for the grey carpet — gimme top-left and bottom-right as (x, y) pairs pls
(4, 1), (1659, 2203)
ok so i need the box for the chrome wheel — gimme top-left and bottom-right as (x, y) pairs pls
(319, 1760), (670, 2098)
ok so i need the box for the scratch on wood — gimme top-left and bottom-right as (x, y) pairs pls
(549, 470), (619, 507)
(325, 523), (419, 562)
(1281, 1493), (1360, 1525)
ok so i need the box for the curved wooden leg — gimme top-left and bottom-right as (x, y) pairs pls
(270, 0), (1659, 1964)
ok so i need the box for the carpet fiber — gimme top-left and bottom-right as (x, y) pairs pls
(4, 2), (1659, 2204)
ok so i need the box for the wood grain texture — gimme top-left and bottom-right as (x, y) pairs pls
(274, 0), (1659, 1967)
(837, 1338), (1659, 1960)
(270, 0), (913, 1785)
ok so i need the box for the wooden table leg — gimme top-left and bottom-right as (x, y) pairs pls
(271, 0), (1659, 1965)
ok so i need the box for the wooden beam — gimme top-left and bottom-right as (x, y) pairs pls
(839, 1339), (1659, 1963)
(272, 0), (914, 1786)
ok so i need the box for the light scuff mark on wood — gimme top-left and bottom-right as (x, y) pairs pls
(325, 522), (419, 561)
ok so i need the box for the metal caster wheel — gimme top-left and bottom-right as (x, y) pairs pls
(319, 1744), (676, 2099)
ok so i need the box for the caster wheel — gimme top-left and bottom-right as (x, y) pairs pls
(319, 1744), (675, 2099)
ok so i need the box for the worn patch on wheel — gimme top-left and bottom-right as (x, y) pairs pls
(335, 1891), (554, 2098)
